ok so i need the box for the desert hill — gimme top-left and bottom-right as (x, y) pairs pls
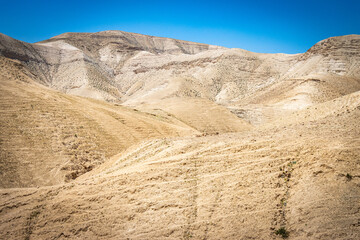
(0, 31), (359, 239)
(1, 31), (359, 124)
(1, 86), (359, 239)
(0, 55), (198, 188)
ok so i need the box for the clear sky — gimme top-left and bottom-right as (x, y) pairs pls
(1, 0), (359, 53)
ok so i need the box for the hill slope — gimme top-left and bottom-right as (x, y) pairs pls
(0, 56), (196, 187)
(1, 32), (359, 126)
(0, 89), (359, 239)
(0, 31), (359, 239)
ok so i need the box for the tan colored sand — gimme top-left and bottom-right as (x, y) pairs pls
(0, 32), (359, 239)
(0, 89), (359, 239)
(0, 56), (196, 188)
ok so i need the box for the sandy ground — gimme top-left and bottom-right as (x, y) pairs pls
(0, 90), (359, 239)
(0, 32), (359, 239)
(0, 56), (197, 188)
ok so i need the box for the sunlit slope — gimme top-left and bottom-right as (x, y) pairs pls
(0, 90), (359, 239)
(0, 56), (196, 188)
(38, 33), (360, 106)
(228, 74), (360, 124)
(2, 32), (360, 119)
(1, 31), (360, 240)
(130, 97), (252, 134)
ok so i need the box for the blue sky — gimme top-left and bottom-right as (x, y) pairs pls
(1, 0), (359, 53)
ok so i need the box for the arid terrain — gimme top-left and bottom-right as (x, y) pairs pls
(0, 31), (359, 239)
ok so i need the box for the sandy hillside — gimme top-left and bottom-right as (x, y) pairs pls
(1, 32), (359, 124)
(0, 31), (359, 239)
(0, 56), (198, 188)
(1, 89), (359, 239)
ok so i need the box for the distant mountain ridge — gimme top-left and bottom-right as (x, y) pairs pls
(45, 30), (221, 54)
(0, 31), (359, 118)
